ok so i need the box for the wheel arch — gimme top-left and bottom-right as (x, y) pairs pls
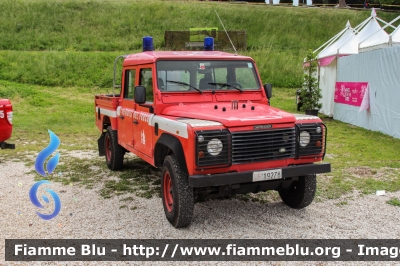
(97, 116), (112, 157)
(102, 116), (112, 131)
(155, 133), (188, 175)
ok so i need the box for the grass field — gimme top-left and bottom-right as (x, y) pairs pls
(1, 0), (399, 203)
(0, 0), (399, 88)
(1, 81), (399, 202)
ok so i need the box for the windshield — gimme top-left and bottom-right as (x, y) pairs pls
(156, 60), (261, 92)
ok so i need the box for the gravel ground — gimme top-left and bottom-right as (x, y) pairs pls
(1, 157), (400, 266)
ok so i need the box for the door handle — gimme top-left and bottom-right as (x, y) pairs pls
(119, 115), (124, 119)
(133, 120), (138, 124)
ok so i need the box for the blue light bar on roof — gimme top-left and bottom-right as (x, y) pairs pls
(143, 36), (154, 52)
(204, 37), (214, 51)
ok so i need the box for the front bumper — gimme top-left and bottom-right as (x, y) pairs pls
(189, 163), (331, 188)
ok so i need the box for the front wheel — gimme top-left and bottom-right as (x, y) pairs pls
(161, 155), (194, 228)
(104, 126), (124, 170)
(278, 174), (316, 209)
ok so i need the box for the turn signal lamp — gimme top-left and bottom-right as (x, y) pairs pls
(143, 36), (154, 52)
(5, 104), (12, 125)
(204, 37), (214, 51)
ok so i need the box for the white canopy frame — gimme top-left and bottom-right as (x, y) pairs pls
(359, 14), (400, 52)
(336, 9), (390, 55)
(389, 17), (400, 46)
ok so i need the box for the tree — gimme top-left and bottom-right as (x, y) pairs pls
(299, 50), (322, 112)
(339, 0), (347, 7)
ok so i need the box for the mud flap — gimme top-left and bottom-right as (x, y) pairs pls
(0, 142), (15, 149)
(98, 134), (105, 156)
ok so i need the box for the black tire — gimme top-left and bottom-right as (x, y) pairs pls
(104, 126), (124, 170)
(161, 155), (194, 228)
(278, 174), (316, 209)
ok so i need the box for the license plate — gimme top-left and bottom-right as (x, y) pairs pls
(253, 169), (282, 182)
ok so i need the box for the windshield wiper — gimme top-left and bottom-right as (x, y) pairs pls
(208, 82), (243, 92)
(166, 80), (202, 94)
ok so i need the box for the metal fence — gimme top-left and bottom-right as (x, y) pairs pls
(164, 30), (247, 51)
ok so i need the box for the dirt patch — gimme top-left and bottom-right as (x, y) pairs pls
(63, 149), (98, 159)
(344, 166), (377, 178)
(343, 166), (399, 182)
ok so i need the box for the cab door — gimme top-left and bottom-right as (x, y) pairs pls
(118, 69), (136, 148)
(133, 67), (154, 158)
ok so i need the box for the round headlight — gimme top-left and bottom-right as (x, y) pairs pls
(207, 138), (223, 156)
(299, 131), (311, 147)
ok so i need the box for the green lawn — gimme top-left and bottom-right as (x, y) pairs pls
(1, 82), (399, 201)
(0, 0), (398, 88)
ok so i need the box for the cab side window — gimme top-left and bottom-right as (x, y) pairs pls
(124, 69), (136, 99)
(139, 68), (154, 102)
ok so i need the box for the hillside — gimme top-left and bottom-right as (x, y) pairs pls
(0, 0), (399, 87)
(1, 0), (400, 207)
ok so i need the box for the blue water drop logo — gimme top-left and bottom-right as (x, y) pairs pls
(29, 180), (61, 220)
(35, 130), (60, 177)
(31, 130), (62, 220)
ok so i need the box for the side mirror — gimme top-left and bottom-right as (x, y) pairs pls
(263, 83), (272, 100)
(134, 86), (146, 104)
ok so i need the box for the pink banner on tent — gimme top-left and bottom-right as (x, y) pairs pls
(334, 82), (369, 108)
(318, 56), (336, 67)
(359, 84), (370, 112)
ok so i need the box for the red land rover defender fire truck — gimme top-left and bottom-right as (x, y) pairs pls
(0, 98), (14, 149)
(95, 37), (331, 228)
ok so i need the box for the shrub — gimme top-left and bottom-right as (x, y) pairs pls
(299, 50), (322, 111)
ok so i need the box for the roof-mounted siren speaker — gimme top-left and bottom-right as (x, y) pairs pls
(143, 36), (154, 52)
(204, 37), (214, 51)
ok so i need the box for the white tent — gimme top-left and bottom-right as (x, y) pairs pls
(314, 9), (390, 117)
(334, 45), (400, 139)
(359, 14), (400, 52)
(317, 21), (355, 66)
(315, 21), (355, 117)
(390, 22), (400, 45)
(338, 8), (389, 55)
(311, 10), (400, 139)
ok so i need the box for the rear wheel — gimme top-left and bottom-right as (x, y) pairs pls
(278, 174), (316, 209)
(104, 126), (124, 170)
(161, 155), (194, 228)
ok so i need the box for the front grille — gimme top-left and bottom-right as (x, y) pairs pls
(231, 128), (296, 164)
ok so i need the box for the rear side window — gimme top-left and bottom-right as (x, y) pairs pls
(124, 69), (136, 99)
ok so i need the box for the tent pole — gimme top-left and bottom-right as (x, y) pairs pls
(359, 16), (400, 50)
(314, 27), (347, 54)
(353, 16), (371, 34)
(376, 16), (399, 31)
